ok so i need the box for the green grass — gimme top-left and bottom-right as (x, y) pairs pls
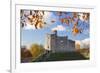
(33, 51), (88, 62)
(46, 52), (87, 61)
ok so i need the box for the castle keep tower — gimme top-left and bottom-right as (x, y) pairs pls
(45, 31), (75, 52)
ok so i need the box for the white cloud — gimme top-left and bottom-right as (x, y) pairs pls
(43, 12), (51, 21)
(82, 38), (90, 44)
(52, 25), (66, 31)
(23, 22), (36, 30)
(78, 13), (84, 21)
(75, 38), (90, 49)
(81, 38), (90, 49)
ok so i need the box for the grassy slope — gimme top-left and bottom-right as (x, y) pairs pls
(46, 52), (87, 61)
(33, 51), (88, 62)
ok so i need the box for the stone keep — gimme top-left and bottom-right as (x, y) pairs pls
(46, 31), (75, 52)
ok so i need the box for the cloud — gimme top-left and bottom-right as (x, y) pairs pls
(81, 38), (90, 49)
(75, 38), (90, 49)
(52, 25), (66, 31)
(42, 12), (53, 27)
(43, 12), (51, 21)
(23, 23), (36, 30)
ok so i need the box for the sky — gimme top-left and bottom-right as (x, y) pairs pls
(21, 10), (90, 47)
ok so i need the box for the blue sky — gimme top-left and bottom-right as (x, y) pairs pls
(21, 11), (89, 46)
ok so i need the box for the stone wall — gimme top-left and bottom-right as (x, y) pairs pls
(46, 32), (75, 52)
